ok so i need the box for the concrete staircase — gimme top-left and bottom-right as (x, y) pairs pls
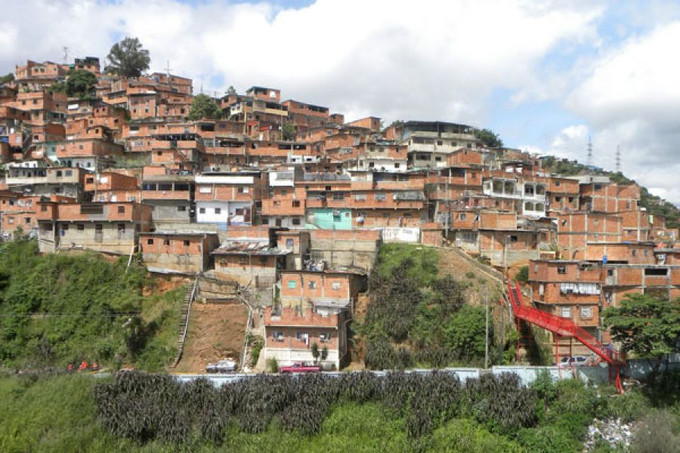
(169, 275), (200, 369)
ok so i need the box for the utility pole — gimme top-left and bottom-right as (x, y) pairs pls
(615, 145), (621, 173)
(62, 47), (69, 64)
(165, 60), (172, 91)
(484, 286), (489, 368)
(586, 136), (593, 167)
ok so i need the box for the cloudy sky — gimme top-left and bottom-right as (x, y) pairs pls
(1, 0), (679, 203)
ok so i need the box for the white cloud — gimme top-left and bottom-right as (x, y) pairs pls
(546, 124), (589, 161)
(0, 0), (602, 124)
(564, 21), (680, 204)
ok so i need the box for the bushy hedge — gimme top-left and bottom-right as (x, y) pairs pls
(94, 371), (537, 444)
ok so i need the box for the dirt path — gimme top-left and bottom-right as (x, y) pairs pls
(174, 303), (248, 374)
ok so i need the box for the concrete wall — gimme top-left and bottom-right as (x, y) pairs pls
(40, 221), (138, 254)
(308, 230), (379, 271)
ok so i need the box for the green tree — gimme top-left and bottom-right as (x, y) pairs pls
(311, 341), (320, 364)
(66, 69), (97, 98)
(515, 265), (529, 283)
(445, 305), (490, 363)
(603, 294), (680, 384)
(474, 128), (503, 148)
(226, 85), (237, 96)
(105, 37), (151, 78)
(188, 94), (222, 120)
(321, 345), (329, 362)
(0, 73), (14, 84)
(47, 81), (67, 95)
(281, 123), (296, 141)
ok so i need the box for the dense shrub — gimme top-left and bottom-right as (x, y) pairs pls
(94, 370), (538, 444)
(632, 409), (680, 453)
(0, 239), (181, 370)
(363, 244), (491, 369)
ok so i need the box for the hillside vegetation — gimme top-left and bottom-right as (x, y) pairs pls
(0, 237), (183, 371)
(359, 244), (513, 369)
(2, 370), (679, 452)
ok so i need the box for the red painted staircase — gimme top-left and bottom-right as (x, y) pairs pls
(507, 281), (625, 367)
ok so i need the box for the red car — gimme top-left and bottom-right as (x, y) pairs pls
(279, 361), (321, 373)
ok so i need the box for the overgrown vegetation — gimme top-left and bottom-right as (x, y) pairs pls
(360, 244), (504, 369)
(0, 238), (182, 371)
(2, 369), (680, 452)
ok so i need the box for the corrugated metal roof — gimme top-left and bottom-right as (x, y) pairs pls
(212, 239), (291, 256)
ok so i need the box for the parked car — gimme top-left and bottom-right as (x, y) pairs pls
(206, 359), (237, 373)
(558, 356), (589, 367)
(279, 361), (321, 373)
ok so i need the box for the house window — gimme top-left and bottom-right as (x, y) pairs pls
(644, 268), (668, 276)
(560, 307), (572, 318)
(332, 193), (344, 201)
(95, 224), (103, 231)
(607, 269), (614, 277)
(164, 239), (170, 246)
(375, 193), (386, 201)
(331, 282), (341, 290)
(118, 206), (125, 214)
(292, 200), (300, 208)
(320, 333), (331, 342)
(147, 239), (154, 245)
(292, 218), (301, 226)
(199, 208), (206, 214)
(509, 235), (518, 242)
(259, 256), (268, 265)
(272, 330), (284, 342)
(178, 206), (186, 212)
(580, 307), (593, 319)
(77, 224), (84, 231)
(117, 224), (126, 234)
(183, 240), (190, 246)
(286, 239), (294, 248)
(557, 266), (566, 274)
(214, 208), (221, 214)
(308, 281), (317, 289)
(287, 280), (297, 289)
(239, 256), (248, 265)
(459, 213), (466, 220)
(25, 217), (31, 224)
